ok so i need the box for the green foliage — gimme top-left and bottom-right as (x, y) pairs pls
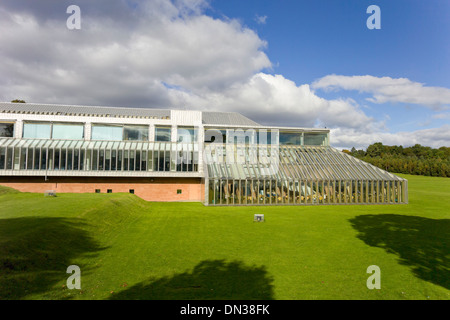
(350, 143), (450, 177)
(11, 99), (26, 103)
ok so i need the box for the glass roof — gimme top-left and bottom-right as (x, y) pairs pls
(206, 145), (405, 181)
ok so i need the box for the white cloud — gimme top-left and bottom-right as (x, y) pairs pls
(254, 14), (267, 25)
(312, 74), (450, 109)
(0, 0), (271, 104)
(331, 125), (450, 150)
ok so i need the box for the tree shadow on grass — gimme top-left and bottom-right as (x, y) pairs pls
(0, 217), (105, 299)
(349, 214), (450, 289)
(109, 259), (274, 300)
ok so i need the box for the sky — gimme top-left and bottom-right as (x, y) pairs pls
(0, 0), (449, 149)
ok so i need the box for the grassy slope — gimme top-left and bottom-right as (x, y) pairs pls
(0, 174), (448, 300)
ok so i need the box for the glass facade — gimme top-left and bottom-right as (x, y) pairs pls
(0, 139), (198, 173)
(206, 144), (407, 206)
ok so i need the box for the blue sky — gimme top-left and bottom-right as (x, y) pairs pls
(0, 0), (448, 149)
(209, 0), (450, 133)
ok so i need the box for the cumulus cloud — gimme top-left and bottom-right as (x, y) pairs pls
(168, 73), (375, 130)
(312, 75), (450, 109)
(0, 0), (271, 105)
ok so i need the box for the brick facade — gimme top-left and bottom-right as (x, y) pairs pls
(0, 176), (204, 202)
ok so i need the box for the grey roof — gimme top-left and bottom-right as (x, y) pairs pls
(202, 111), (260, 127)
(0, 102), (171, 119)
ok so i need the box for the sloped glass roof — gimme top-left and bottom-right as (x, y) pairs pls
(205, 145), (405, 181)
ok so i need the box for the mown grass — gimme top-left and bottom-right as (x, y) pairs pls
(0, 174), (448, 300)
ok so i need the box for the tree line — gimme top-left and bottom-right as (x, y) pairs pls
(343, 143), (450, 177)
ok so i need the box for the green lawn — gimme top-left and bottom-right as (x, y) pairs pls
(0, 174), (448, 300)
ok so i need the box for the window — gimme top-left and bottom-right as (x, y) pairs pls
(91, 125), (123, 141)
(155, 127), (171, 142)
(23, 123), (52, 139)
(177, 189), (182, 194)
(107, 189), (112, 193)
(204, 129), (226, 143)
(129, 189), (135, 194)
(227, 129), (256, 145)
(23, 122), (84, 140)
(0, 122), (14, 137)
(123, 125), (149, 141)
(279, 132), (302, 145)
(304, 133), (327, 146)
(52, 123), (84, 139)
(257, 130), (273, 145)
(177, 127), (197, 143)
(95, 189), (101, 193)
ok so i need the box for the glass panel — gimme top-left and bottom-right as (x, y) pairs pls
(23, 123), (51, 139)
(33, 148), (40, 169)
(204, 129), (226, 144)
(257, 130), (272, 145)
(111, 150), (116, 170)
(4, 147), (12, 170)
(0, 147), (5, 169)
(155, 127), (171, 142)
(279, 132), (301, 145)
(0, 123), (14, 137)
(60, 149), (66, 170)
(177, 127), (197, 143)
(117, 150), (123, 170)
(91, 125), (123, 141)
(128, 150), (134, 171)
(123, 150), (129, 170)
(13, 147), (20, 170)
(20, 148), (27, 169)
(52, 124), (84, 139)
(304, 133), (327, 146)
(105, 150), (111, 170)
(40, 149), (47, 170)
(147, 150), (153, 171)
(124, 125), (148, 141)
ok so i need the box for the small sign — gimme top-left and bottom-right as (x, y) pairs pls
(254, 214), (265, 222)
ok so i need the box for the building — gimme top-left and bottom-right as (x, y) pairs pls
(0, 102), (408, 205)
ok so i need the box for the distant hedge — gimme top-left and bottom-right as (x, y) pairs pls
(343, 143), (450, 177)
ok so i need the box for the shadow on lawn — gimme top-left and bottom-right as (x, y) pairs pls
(349, 214), (450, 290)
(110, 259), (274, 300)
(0, 217), (105, 299)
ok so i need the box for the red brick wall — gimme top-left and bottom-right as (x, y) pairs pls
(0, 176), (205, 202)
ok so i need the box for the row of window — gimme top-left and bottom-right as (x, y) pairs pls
(94, 189), (182, 194)
(1, 121), (328, 146)
(0, 122), (197, 142)
(0, 146), (199, 172)
(204, 129), (328, 146)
